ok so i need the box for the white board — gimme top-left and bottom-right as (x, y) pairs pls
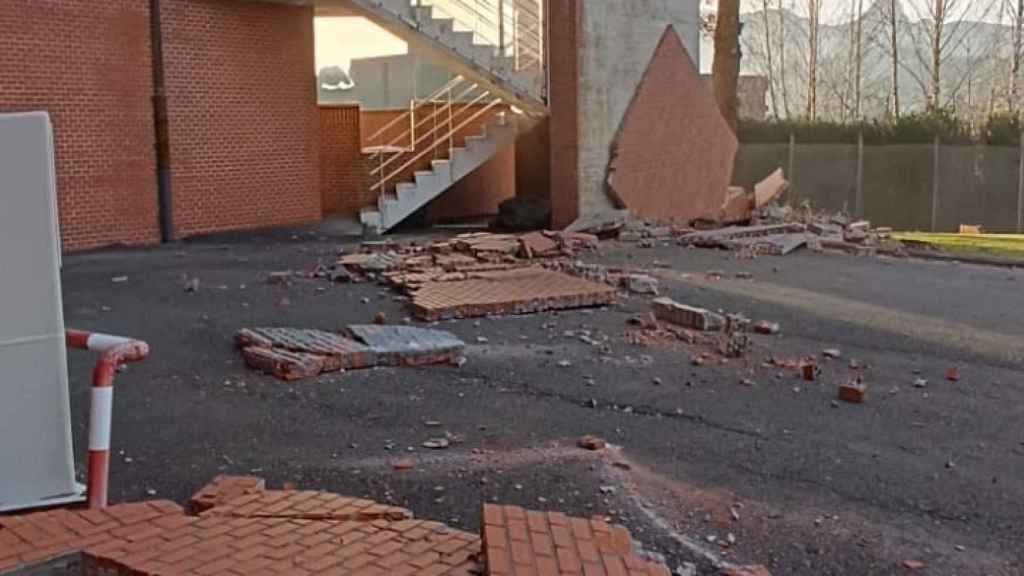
(0, 112), (80, 510)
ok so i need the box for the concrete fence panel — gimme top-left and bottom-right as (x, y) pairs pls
(792, 143), (858, 212)
(860, 145), (934, 231)
(936, 145), (1019, 233)
(732, 143), (789, 191)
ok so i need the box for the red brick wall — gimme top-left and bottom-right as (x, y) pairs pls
(0, 0), (159, 250)
(160, 0), (320, 238)
(515, 116), (551, 201)
(320, 105), (371, 215)
(547, 0), (581, 228)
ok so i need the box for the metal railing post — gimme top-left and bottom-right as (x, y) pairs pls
(448, 87), (454, 155)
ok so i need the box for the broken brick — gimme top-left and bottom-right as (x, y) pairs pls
(652, 298), (724, 331)
(802, 362), (817, 382)
(838, 382), (867, 404)
(577, 435), (606, 451)
(946, 367), (961, 381)
(187, 475), (266, 515)
(242, 347), (325, 381)
(519, 231), (559, 259)
(753, 321), (780, 335)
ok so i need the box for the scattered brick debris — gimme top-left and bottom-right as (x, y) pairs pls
(754, 168), (789, 209)
(481, 503), (670, 575)
(652, 297), (725, 332)
(187, 474), (266, 514)
(946, 366), (961, 381)
(412, 268), (617, 321)
(577, 435), (606, 451)
(623, 273), (660, 295)
(266, 271), (292, 285)
(823, 348), (842, 359)
(838, 381), (867, 404)
(903, 559), (926, 570)
(754, 321), (780, 335)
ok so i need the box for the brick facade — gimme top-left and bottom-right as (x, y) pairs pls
(160, 0), (320, 238)
(320, 105), (371, 215)
(0, 0), (159, 251)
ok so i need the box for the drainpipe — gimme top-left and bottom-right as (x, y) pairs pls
(151, 0), (173, 242)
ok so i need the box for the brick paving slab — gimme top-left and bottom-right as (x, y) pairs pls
(199, 490), (412, 522)
(236, 328), (376, 371)
(412, 268), (617, 321)
(188, 475), (266, 515)
(480, 504), (670, 576)
(346, 325), (465, 367)
(241, 346), (327, 381)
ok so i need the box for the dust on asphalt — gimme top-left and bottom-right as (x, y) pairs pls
(60, 228), (1024, 575)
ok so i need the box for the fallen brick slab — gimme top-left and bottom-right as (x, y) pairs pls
(412, 268), (617, 321)
(236, 327), (376, 371)
(720, 186), (753, 224)
(680, 223), (806, 247)
(200, 489), (412, 522)
(652, 298), (725, 332)
(727, 233), (808, 256)
(481, 504), (670, 576)
(1, 488), (478, 576)
(242, 346), (326, 381)
(347, 324), (465, 367)
(187, 475), (266, 514)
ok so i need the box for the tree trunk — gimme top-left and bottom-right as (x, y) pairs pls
(889, 0), (900, 118)
(1011, 0), (1024, 112)
(854, 0), (864, 119)
(712, 0), (741, 131)
(929, 0), (944, 111)
(806, 0), (820, 120)
(779, 2), (791, 118)
(762, 0), (779, 119)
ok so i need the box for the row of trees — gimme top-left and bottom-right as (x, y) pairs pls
(711, 0), (1024, 127)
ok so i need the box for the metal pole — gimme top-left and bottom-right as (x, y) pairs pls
(855, 130), (864, 218)
(931, 135), (940, 232)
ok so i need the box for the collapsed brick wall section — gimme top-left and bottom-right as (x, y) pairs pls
(0, 0), (159, 251)
(160, 0), (321, 238)
(320, 104), (372, 215)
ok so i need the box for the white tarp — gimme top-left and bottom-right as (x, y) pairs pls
(0, 112), (80, 510)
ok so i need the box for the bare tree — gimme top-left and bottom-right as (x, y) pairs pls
(806, 0), (822, 119)
(779, 1), (792, 118)
(852, 0), (864, 118)
(762, 0), (780, 119)
(904, 0), (998, 111)
(889, 0), (901, 117)
(712, 0), (741, 131)
(1011, 0), (1024, 111)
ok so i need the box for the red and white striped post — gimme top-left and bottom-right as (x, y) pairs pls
(65, 329), (150, 509)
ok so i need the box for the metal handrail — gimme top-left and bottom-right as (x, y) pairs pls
(371, 96), (505, 193)
(368, 80), (484, 177)
(363, 75), (467, 150)
(419, 0), (543, 67)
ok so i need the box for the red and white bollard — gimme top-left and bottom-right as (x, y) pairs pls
(65, 329), (150, 509)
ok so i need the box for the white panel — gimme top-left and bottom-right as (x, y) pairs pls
(0, 112), (79, 509)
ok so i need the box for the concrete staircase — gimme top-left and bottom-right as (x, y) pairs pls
(360, 112), (517, 233)
(343, 0), (546, 110)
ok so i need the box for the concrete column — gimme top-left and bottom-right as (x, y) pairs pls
(547, 0), (581, 228)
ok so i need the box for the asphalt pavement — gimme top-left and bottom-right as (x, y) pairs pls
(59, 228), (1024, 575)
